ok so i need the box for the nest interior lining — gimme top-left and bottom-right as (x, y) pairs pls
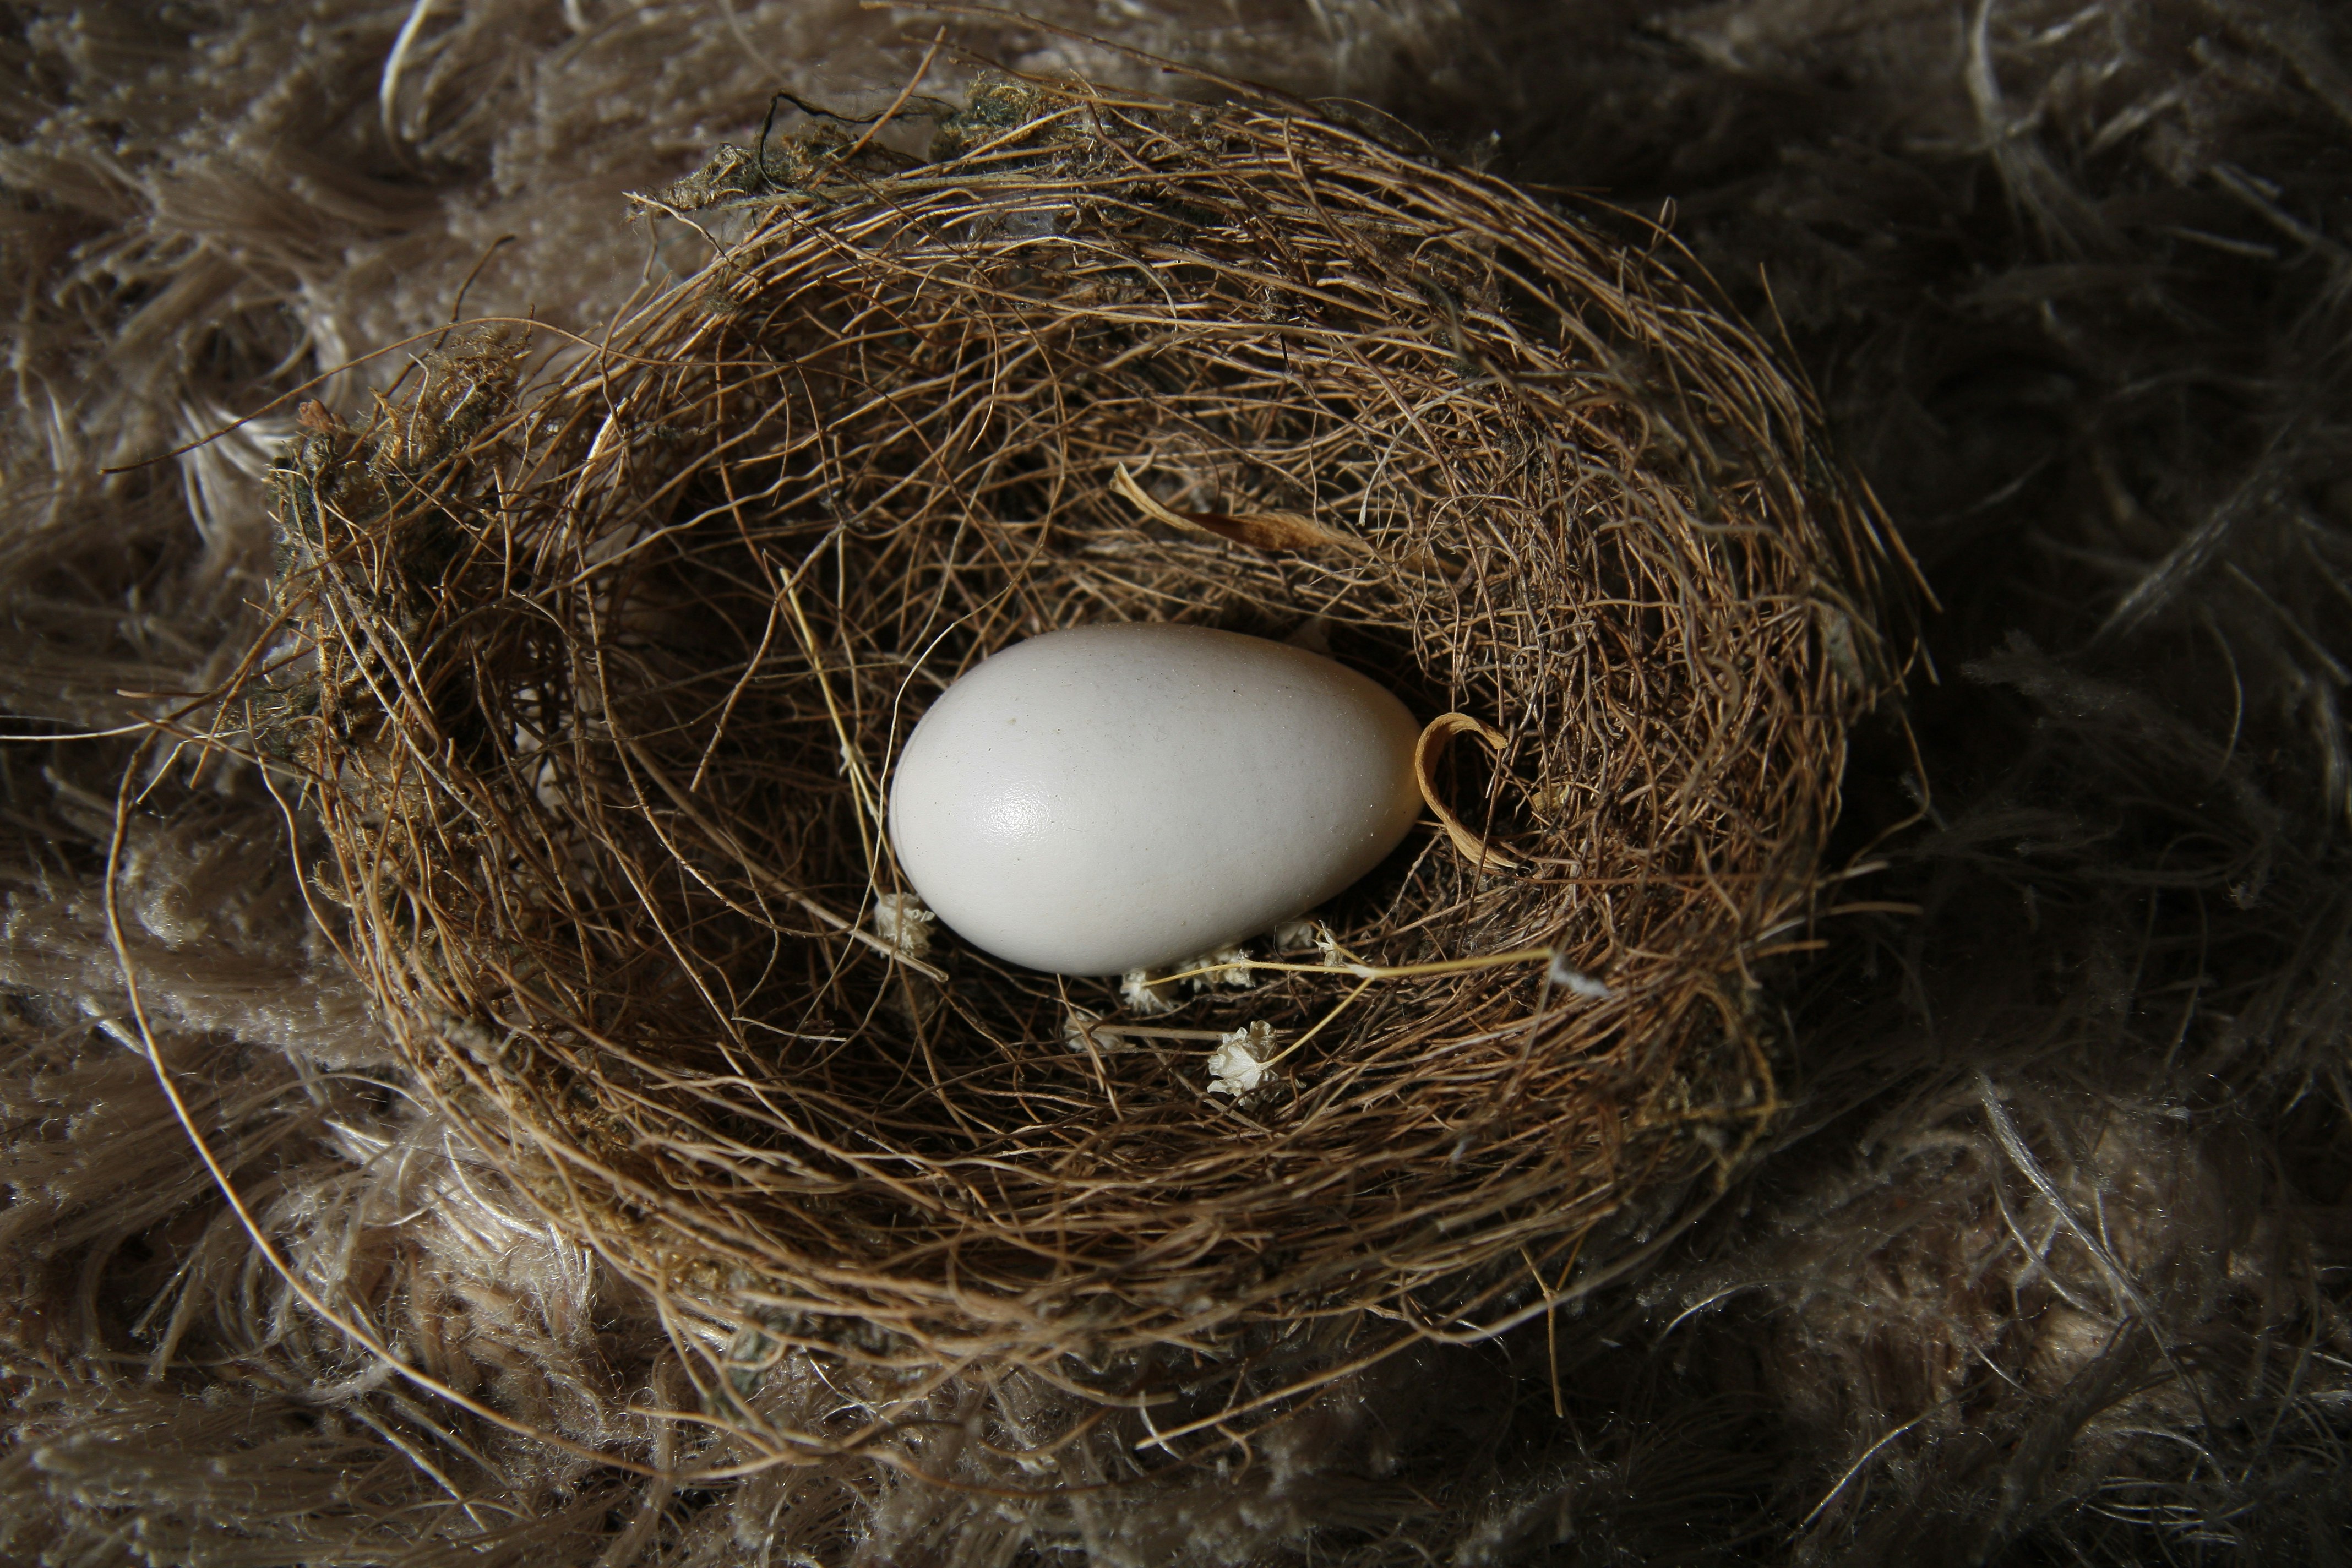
(249, 79), (1898, 1379)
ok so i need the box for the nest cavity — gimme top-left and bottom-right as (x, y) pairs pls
(247, 78), (1905, 1387)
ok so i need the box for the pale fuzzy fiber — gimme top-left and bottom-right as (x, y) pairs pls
(3, 3), (2348, 1566)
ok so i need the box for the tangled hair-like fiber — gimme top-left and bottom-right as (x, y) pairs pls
(233, 77), (1906, 1409)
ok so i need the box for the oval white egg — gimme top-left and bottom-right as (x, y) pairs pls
(886, 623), (1424, 976)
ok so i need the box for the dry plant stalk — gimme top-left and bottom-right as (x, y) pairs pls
(230, 76), (1905, 1431)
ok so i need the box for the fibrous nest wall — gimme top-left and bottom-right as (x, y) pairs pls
(2, 2), (2349, 1566)
(242, 78), (1899, 1397)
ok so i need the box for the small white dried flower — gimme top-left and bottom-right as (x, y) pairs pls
(1547, 953), (1616, 999)
(1179, 944), (1255, 990)
(1270, 917), (1347, 966)
(531, 754), (565, 815)
(1120, 967), (1179, 1015)
(1270, 917), (1320, 950)
(872, 893), (936, 960)
(1064, 1009), (1124, 1053)
(1206, 1020), (1275, 1097)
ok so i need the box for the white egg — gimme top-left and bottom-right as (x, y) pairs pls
(886, 623), (1424, 977)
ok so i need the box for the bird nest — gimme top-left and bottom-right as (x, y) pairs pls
(240, 77), (1905, 1409)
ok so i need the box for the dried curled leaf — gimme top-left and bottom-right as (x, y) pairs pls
(1415, 712), (1527, 873)
(1111, 462), (1362, 553)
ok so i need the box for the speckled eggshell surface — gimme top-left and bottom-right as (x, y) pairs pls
(886, 623), (1425, 976)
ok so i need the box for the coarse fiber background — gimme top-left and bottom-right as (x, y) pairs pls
(4, 2), (2350, 1564)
